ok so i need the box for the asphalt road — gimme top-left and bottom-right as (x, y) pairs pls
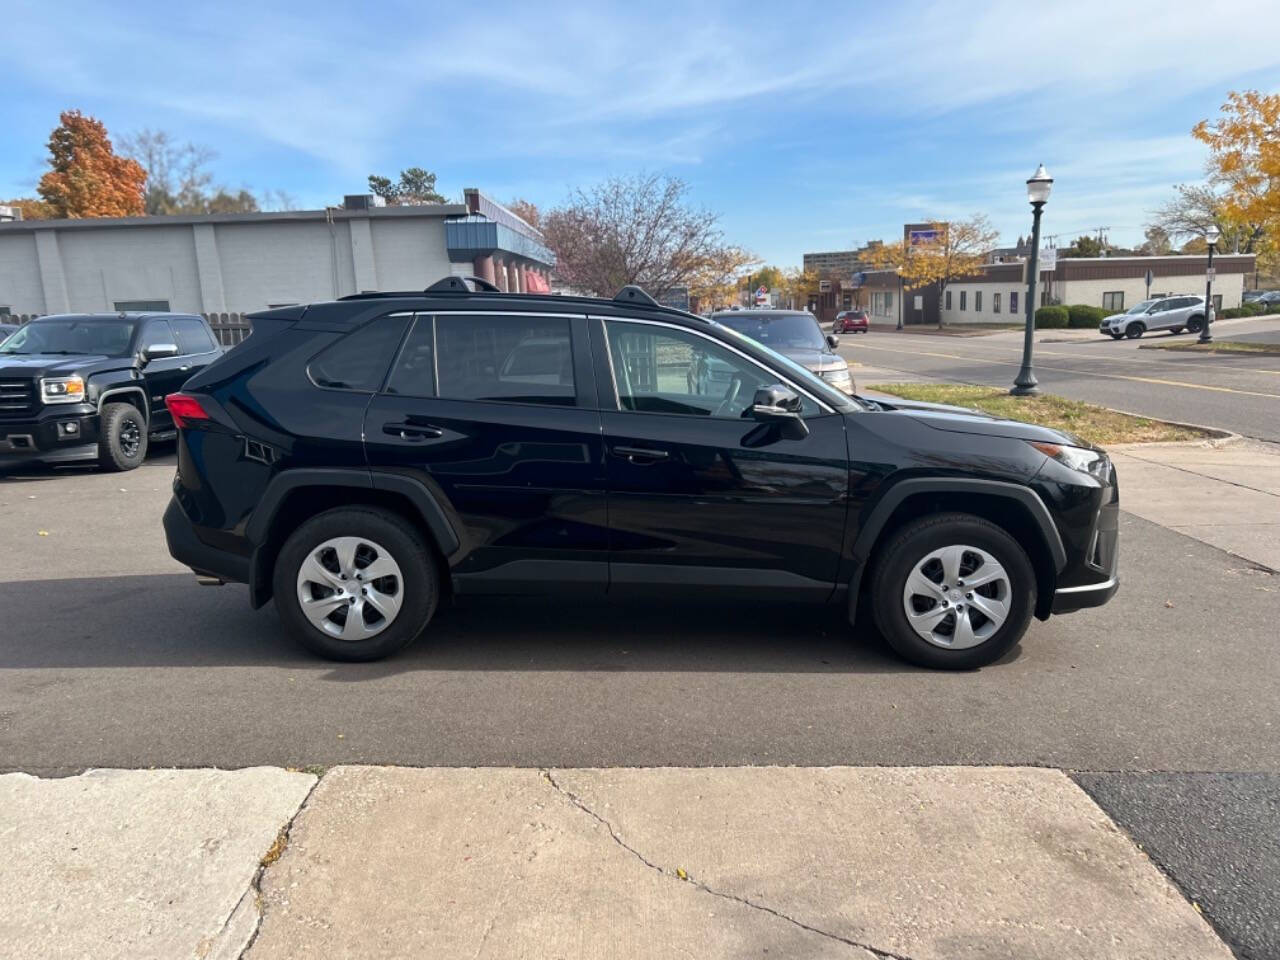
(3, 451), (1278, 955)
(838, 316), (1280, 442)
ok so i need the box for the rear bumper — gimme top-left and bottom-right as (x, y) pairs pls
(163, 496), (251, 584)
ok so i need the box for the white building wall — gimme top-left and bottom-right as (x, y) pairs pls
(1058, 274), (1245, 311)
(215, 220), (356, 310)
(369, 218), (452, 291)
(940, 280), (1025, 325)
(56, 224), (202, 313)
(0, 232), (47, 313)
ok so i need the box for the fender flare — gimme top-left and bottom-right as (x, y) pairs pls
(97, 385), (150, 420)
(246, 467), (460, 555)
(846, 477), (1067, 626)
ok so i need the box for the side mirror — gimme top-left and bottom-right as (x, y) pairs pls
(142, 343), (179, 364)
(751, 385), (808, 440)
(826, 334), (840, 349)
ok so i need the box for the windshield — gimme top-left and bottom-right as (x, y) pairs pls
(1125, 300), (1157, 314)
(0, 318), (135, 356)
(716, 312), (827, 351)
(710, 320), (855, 412)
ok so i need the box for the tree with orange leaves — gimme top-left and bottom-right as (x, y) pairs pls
(37, 110), (146, 218)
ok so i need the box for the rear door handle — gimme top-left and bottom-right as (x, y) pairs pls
(613, 445), (669, 462)
(383, 422), (444, 441)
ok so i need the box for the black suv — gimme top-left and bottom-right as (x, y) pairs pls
(163, 278), (1118, 669)
(0, 312), (222, 471)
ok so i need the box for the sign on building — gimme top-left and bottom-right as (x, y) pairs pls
(908, 228), (942, 249)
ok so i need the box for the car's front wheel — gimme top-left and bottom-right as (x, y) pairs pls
(1109, 331), (1124, 339)
(1125, 322), (1145, 339)
(98, 402), (148, 471)
(869, 513), (1036, 669)
(273, 506), (439, 661)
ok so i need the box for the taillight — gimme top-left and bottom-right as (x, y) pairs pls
(165, 393), (210, 428)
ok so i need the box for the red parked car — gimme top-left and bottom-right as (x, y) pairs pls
(833, 310), (870, 333)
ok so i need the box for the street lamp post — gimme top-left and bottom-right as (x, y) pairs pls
(1011, 164), (1053, 397)
(896, 266), (904, 330)
(1199, 224), (1220, 344)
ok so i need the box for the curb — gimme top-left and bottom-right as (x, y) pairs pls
(1137, 343), (1280, 357)
(1100, 406), (1239, 447)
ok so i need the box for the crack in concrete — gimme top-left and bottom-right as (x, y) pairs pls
(541, 769), (916, 960)
(229, 774), (324, 960)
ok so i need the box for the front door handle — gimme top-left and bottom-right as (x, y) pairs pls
(613, 445), (670, 463)
(383, 422), (444, 441)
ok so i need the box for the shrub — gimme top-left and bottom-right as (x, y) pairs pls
(1034, 305), (1069, 328)
(1220, 307), (1248, 319)
(1067, 304), (1108, 328)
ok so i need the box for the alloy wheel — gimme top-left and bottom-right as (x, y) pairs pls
(901, 544), (1011, 650)
(295, 536), (404, 641)
(119, 418), (141, 458)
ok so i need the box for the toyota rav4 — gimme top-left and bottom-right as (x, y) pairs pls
(163, 277), (1119, 669)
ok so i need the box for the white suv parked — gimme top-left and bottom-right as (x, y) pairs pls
(1100, 296), (1206, 339)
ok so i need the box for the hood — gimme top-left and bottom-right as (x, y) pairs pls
(779, 347), (846, 373)
(870, 396), (1086, 446)
(1102, 313), (1128, 325)
(0, 354), (119, 377)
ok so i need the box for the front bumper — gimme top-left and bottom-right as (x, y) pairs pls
(0, 406), (101, 463)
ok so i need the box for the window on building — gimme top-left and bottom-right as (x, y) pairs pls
(871, 292), (894, 316)
(435, 314), (576, 406)
(960, 291), (967, 311)
(171, 318), (218, 355)
(1010, 291), (1018, 314)
(309, 315), (410, 392)
(0, 307), (11, 318)
(975, 291), (983, 312)
(606, 320), (801, 418)
(1102, 291), (1125, 311)
(945, 290), (952, 310)
(993, 293), (1001, 314)
(114, 299), (170, 312)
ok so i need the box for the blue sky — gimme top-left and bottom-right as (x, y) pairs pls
(5, 0), (1279, 266)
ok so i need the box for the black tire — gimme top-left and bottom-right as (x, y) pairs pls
(97, 402), (148, 471)
(1186, 315), (1204, 333)
(1170, 327), (1184, 335)
(1125, 322), (1145, 339)
(272, 506), (439, 661)
(868, 513), (1036, 669)
(1109, 331), (1124, 339)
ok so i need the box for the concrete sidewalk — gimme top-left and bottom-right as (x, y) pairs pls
(1108, 438), (1280, 571)
(2, 765), (1232, 959)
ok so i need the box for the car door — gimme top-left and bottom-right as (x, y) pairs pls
(1144, 298), (1177, 331)
(135, 319), (190, 430)
(170, 316), (223, 382)
(363, 311), (608, 594)
(594, 316), (850, 598)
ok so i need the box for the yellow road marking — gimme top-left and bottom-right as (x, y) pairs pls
(853, 342), (1280, 401)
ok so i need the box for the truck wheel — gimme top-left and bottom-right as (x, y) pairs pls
(98, 402), (148, 471)
(869, 513), (1036, 669)
(273, 506), (439, 661)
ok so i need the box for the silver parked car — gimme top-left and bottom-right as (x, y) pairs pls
(1100, 296), (1206, 339)
(710, 309), (855, 394)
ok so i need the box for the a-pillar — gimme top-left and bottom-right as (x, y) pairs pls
(473, 255), (496, 287)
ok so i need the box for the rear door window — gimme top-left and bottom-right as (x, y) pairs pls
(172, 318), (218, 355)
(308, 315), (410, 392)
(434, 314), (576, 406)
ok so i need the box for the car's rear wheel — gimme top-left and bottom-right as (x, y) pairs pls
(869, 513), (1036, 669)
(1125, 322), (1145, 339)
(1186, 315), (1205, 333)
(273, 506), (439, 661)
(98, 402), (148, 471)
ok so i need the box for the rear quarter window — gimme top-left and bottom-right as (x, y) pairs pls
(308, 315), (410, 392)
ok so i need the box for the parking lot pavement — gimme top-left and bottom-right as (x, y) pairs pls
(1075, 772), (1280, 960)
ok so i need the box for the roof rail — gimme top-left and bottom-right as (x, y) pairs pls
(426, 275), (502, 294)
(613, 285), (660, 307)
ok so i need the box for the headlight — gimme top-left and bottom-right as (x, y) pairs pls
(40, 375), (85, 404)
(1029, 441), (1110, 481)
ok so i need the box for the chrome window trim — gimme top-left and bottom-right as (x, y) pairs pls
(592, 315), (835, 415)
